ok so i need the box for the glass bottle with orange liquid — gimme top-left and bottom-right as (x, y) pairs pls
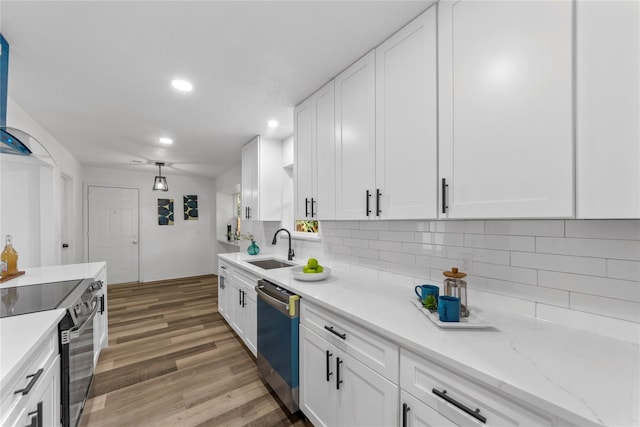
(1, 235), (18, 278)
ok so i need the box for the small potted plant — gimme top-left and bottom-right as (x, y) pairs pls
(422, 294), (437, 312)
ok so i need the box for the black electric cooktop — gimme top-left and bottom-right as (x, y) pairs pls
(0, 279), (84, 318)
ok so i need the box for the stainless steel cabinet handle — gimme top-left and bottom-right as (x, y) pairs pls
(432, 388), (486, 424)
(14, 369), (43, 395)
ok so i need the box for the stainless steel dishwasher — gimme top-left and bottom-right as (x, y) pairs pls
(255, 279), (300, 413)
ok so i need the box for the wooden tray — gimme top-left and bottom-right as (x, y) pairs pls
(0, 271), (25, 283)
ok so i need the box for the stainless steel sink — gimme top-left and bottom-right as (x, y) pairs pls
(246, 259), (296, 270)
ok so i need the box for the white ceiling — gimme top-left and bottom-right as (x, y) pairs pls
(1, 1), (432, 179)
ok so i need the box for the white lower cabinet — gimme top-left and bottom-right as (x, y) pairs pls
(400, 390), (456, 427)
(93, 266), (108, 367)
(1, 332), (60, 427)
(221, 262), (258, 357)
(300, 324), (398, 427)
(400, 349), (554, 427)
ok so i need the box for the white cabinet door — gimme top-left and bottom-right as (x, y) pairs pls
(400, 390), (456, 427)
(335, 50), (376, 220)
(92, 267), (108, 367)
(11, 356), (60, 427)
(576, 0), (640, 218)
(244, 287), (257, 357)
(218, 268), (230, 321)
(438, 0), (573, 218)
(300, 325), (338, 427)
(294, 96), (315, 220)
(241, 137), (259, 220)
(337, 350), (399, 427)
(315, 81), (336, 220)
(230, 280), (246, 337)
(241, 136), (283, 221)
(375, 5), (438, 220)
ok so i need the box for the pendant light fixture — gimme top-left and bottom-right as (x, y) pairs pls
(153, 162), (168, 191)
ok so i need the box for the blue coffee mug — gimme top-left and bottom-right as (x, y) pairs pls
(414, 284), (439, 301)
(438, 296), (460, 322)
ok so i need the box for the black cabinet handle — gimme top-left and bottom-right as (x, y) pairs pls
(441, 178), (448, 214)
(100, 294), (105, 314)
(336, 357), (343, 390)
(432, 388), (486, 424)
(376, 189), (382, 216)
(305, 198), (309, 217)
(402, 403), (410, 427)
(239, 289), (242, 306)
(15, 369), (43, 396)
(25, 401), (42, 427)
(366, 190), (372, 216)
(242, 290), (246, 307)
(311, 198), (316, 218)
(324, 325), (346, 340)
(326, 350), (333, 382)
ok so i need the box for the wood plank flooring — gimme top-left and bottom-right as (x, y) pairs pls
(79, 275), (311, 427)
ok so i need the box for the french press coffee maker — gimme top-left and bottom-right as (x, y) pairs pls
(443, 267), (469, 317)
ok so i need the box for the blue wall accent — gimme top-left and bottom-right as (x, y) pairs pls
(0, 34), (8, 128)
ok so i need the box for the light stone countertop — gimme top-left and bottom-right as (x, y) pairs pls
(0, 262), (106, 386)
(220, 252), (640, 427)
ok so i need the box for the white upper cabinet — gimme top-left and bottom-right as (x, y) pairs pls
(576, 0), (640, 218)
(335, 50), (377, 220)
(241, 135), (283, 221)
(438, 0), (574, 218)
(376, 5), (438, 219)
(294, 80), (336, 220)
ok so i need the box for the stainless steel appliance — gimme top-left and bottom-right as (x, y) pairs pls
(0, 278), (103, 427)
(255, 279), (300, 413)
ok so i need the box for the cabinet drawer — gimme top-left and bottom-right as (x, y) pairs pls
(400, 349), (553, 426)
(301, 300), (399, 383)
(233, 267), (259, 294)
(1, 332), (58, 426)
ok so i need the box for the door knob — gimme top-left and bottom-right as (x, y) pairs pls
(62, 243), (69, 248)
(133, 239), (138, 244)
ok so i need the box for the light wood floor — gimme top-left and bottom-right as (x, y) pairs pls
(79, 275), (311, 427)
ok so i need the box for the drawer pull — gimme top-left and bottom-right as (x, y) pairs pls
(402, 402), (410, 427)
(326, 350), (333, 382)
(25, 401), (43, 427)
(14, 369), (43, 396)
(336, 357), (343, 390)
(432, 388), (486, 424)
(324, 325), (346, 340)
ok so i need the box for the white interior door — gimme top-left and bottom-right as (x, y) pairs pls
(88, 186), (139, 284)
(60, 173), (74, 264)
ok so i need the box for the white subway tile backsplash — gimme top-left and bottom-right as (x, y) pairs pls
(351, 229), (379, 240)
(369, 240), (402, 252)
(536, 304), (640, 344)
(430, 220), (485, 234)
(485, 279), (569, 307)
(380, 250), (415, 265)
(565, 220), (640, 240)
(389, 220), (430, 232)
(538, 271), (640, 302)
(570, 293), (640, 323)
(447, 246), (510, 265)
(359, 220), (391, 231)
(378, 230), (415, 242)
(465, 234), (535, 252)
(467, 289), (537, 317)
(484, 220), (565, 237)
(511, 252), (606, 276)
(401, 242), (447, 257)
(473, 262), (538, 285)
(415, 232), (464, 246)
(536, 237), (640, 261)
(305, 218), (640, 333)
(607, 259), (640, 281)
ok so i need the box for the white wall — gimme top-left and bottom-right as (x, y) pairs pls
(1, 98), (84, 267)
(82, 166), (217, 282)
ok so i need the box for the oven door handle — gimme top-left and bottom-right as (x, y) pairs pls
(255, 285), (291, 316)
(69, 298), (100, 339)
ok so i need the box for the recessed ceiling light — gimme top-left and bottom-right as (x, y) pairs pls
(267, 120), (279, 128)
(171, 79), (193, 92)
(159, 137), (173, 144)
